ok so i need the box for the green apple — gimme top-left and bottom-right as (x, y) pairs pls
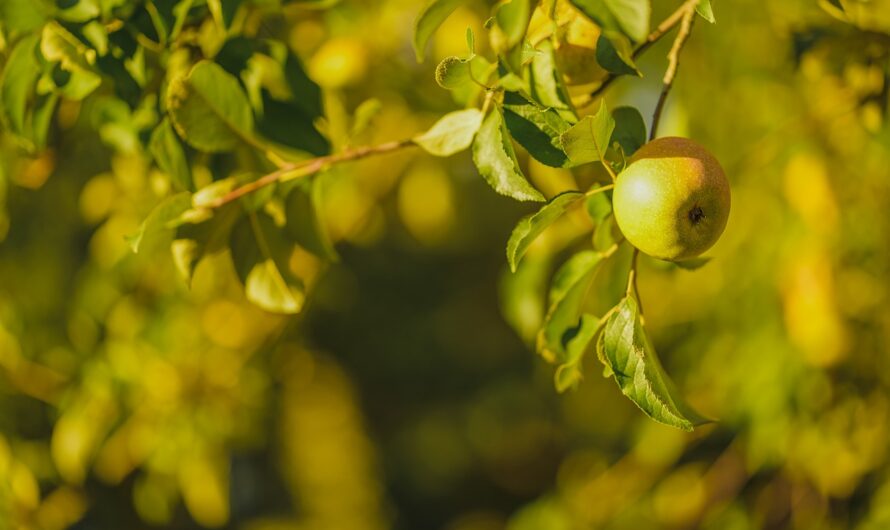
(612, 137), (730, 261)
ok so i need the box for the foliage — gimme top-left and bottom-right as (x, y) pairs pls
(0, 0), (889, 528)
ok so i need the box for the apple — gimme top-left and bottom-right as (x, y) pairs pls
(612, 137), (731, 261)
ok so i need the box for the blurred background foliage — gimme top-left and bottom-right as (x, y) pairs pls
(1, 0), (890, 529)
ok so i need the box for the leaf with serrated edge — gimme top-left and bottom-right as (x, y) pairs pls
(472, 109), (545, 202)
(507, 191), (583, 272)
(414, 108), (483, 156)
(561, 100), (615, 167)
(601, 293), (712, 430)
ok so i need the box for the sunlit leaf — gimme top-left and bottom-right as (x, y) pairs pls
(506, 191), (584, 272)
(413, 0), (469, 61)
(599, 292), (712, 430)
(472, 109), (545, 202)
(560, 100), (615, 167)
(569, 0), (651, 43)
(696, 0), (716, 23)
(414, 108), (484, 157)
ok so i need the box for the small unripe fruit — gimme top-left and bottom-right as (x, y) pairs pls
(612, 137), (731, 261)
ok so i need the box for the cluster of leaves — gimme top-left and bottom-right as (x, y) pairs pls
(410, 0), (716, 429)
(0, 0), (716, 430)
(0, 0), (340, 315)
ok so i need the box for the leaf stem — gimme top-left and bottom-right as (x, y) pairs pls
(579, 0), (701, 107)
(585, 183), (614, 196)
(203, 139), (416, 210)
(650, 6), (697, 140)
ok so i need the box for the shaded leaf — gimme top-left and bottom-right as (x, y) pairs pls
(537, 251), (603, 362)
(150, 118), (193, 191)
(127, 193), (192, 253)
(611, 106), (647, 157)
(595, 33), (641, 76)
(230, 213), (304, 314)
(585, 191), (612, 224)
(506, 191), (583, 272)
(503, 91), (572, 168)
(472, 109), (545, 202)
(167, 60), (255, 152)
(284, 177), (338, 261)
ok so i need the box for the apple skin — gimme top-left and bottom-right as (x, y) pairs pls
(612, 137), (731, 261)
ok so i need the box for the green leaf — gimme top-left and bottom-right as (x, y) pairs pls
(585, 191), (612, 224)
(472, 109), (545, 202)
(127, 193), (192, 253)
(149, 118), (193, 191)
(499, 253), (550, 343)
(167, 60), (255, 152)
(554, 313), (603, 392)
(503, 91), (572, 168)
(610, 106), (647, 157)
(0, 0), (48, 35)
(413, 0), (468, 61)
(493, 0), (532, 49)
(350, 98), (382, 138)
(0, 34), (42, 138)
(595, 34), (641, 76)
(569, 0), (651, 43)
(172, 205), (240, 285)
(529, 40), (576, 122)
(506, 191), (583, 272)
(230, 212), (304, 314)
(593, 215), (616, 251)
(696, 0), (716, 23)
(284, 177), (338, 261)
(600, 293), (711, 430)
(560, 100), (615, 167)
(414, 108), (484, 157)
(537, 250), (603, 362)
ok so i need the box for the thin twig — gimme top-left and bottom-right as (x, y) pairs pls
(650, 6), (697, 140)
(204, 139), (415, 210)
(580, 0), (701, 107)
(629, 248), (643, 315)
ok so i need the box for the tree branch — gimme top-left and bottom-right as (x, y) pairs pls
(581, 0), (701, 106)
(649, 6), (696, 140)
(204, 139), (415, 210)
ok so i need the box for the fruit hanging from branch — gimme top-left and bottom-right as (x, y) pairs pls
(612, 137), (731, 262)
